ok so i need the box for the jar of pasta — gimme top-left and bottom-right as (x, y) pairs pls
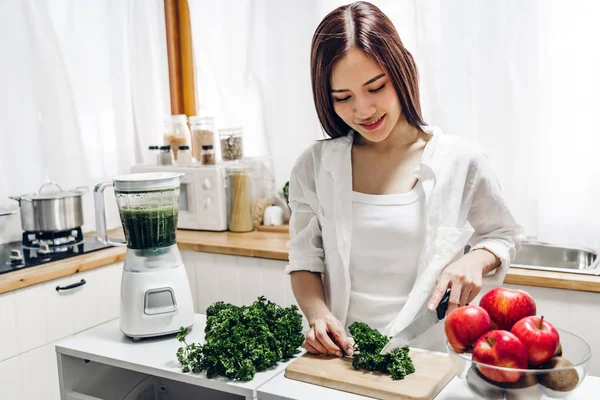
(163, 115), (191, 161)
(227, 165), (254, 232)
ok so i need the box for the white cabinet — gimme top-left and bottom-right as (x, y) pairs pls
(182, 250), (306, 329)
(0, 287), (19, 361)
(0, 261), (123, 400)
(0, 354), (21, 399)
(183, 251), (295, 311)
(20, 342), (61, 400)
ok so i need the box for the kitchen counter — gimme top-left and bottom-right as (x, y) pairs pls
(175, 229), (600, 294)
(257, 371), (600, 399)
(55, 314), (294, 400)
(2, 228), (600, 295)
(55, 315), (600, 400)
(0, 245), (126, 294)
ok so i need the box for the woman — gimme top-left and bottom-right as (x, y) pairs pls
(285, 1), (524, 357)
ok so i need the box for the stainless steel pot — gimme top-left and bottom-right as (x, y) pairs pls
(9, 181), (87, 232)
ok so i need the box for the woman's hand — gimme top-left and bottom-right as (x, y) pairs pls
(303, 313), (354, 357)
(427, 249), (500, 316)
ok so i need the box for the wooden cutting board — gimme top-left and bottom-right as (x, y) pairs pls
(284, 348), (455, 400)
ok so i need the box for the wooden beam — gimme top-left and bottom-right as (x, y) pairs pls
(164, 0), (196, 116)
(177, 0), (197, 117)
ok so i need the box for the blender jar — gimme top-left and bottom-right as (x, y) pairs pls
(94, 172), (183, 252)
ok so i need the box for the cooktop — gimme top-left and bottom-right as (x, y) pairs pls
(0, 228), (112, 275)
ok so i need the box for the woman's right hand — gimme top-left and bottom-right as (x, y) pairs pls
(303, 313), (354, 357)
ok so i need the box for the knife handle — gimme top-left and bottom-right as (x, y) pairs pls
(436, 289), (452, 320)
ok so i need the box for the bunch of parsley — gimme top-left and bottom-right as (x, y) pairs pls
(176, 296), (304, 381)
(348, 321), (416, 380)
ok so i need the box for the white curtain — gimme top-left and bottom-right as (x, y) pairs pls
(189, 0), (600, 251)
(0, 0), (170, 243)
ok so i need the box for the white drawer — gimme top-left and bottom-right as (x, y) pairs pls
(5, 262), (123, 356)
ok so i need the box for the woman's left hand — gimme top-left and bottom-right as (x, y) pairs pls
(427, 249), (500, 316)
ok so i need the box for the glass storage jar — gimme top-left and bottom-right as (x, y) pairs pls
(158, 145), (174, 165)
(219, 127), (243, 161)
(227, 166), (254, 232)
(201, 145), (216, 165)
(147, 145), (160, 165)
(163, 114), (191, 161)
(189, 116), (215, 159)
(177, 145), (193, 166)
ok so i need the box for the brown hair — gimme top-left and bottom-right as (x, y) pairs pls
(310, 1), (425, 138)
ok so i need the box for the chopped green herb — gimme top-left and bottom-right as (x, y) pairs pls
(348, 321), (416, 380)
(176, 296), (304, 381)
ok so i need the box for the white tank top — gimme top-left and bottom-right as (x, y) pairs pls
(345, 181), (426, 334)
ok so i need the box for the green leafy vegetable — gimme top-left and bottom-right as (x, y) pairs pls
(348, 321), (416, 380)
(176, 296), (304, 381)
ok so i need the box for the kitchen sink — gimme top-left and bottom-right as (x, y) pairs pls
(511, 241), (600, 275)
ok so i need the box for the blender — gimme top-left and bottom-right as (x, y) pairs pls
(94, 172), (194, 339)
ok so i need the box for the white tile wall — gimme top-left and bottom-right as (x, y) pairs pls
(0, 291), (19, 362)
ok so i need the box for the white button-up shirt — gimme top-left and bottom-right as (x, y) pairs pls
(284, 125), (525, 338)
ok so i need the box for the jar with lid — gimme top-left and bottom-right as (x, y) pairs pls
(177, 145), (193, 166)
(201, 145), (216, 165)
(219, 127), (243, 161)
(158, 145), (174, 165)
(227, 166), (254, 232)
(147, 145), (160, 165)
(163, 115), (191, 161)
(189, 116), (215, 159)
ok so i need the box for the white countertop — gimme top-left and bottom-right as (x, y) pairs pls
(55, 314), (296, 399)
(257, 370), (600, 400)
(55, 314), (600, 400)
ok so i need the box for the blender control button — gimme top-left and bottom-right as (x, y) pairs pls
(202, 178), (212, 190)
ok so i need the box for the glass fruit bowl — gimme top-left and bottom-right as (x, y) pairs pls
(446, 328), (591, 399)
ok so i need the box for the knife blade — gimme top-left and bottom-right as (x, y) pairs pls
(379, 288), (451, 355)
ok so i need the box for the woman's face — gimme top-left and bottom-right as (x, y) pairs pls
(330, 48), (401, 143)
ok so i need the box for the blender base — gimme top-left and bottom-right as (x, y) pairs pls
(120, 263), (195, 340)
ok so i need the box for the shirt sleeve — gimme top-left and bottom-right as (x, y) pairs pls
(284, 146), (326, 275)
(466, 151), (526, 285)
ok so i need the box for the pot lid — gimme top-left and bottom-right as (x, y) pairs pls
(15, 182), (87, 201)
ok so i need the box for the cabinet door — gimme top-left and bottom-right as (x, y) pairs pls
(0, 355), (22, 399)
(0, 290), (19, 362)
(20, 342), (60, 400)
(72, 262), (122, 334)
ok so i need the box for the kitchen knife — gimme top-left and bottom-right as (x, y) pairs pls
(379, 289), (451, 355)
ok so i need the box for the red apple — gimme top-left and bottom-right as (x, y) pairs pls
(511, 315), (560, 366)
(445, 305), (492, 353)
(479, 287), (536, 331)
(472, 330), (529, 383)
